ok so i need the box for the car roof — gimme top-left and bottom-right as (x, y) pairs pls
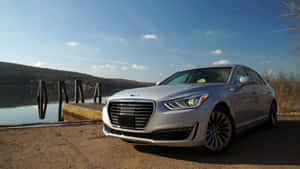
(182, 64), (240, 71)
(178, 64), (259, 76)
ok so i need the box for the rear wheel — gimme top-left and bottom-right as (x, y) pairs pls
(268, 102), (278, 127)
(204, 108), (234, 152)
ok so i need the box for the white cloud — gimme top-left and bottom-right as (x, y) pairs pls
(169, 63), (197, 69)
(212, 59), (232, 65)
(169, 64), (176, 68)
(91, 63), (149, 71)
(142, 34), (158, 40)
(169, 48), (185, 54)
(206, 31), (214, 36)
(65, 41), (80, 47)
(91, 64), (116, 71)
(272, 27), (297, 32)
(182, 64), (195, 69)
(33, 61), (45, 67)
(132, 64), (148, 70)
(119, 38), (128, 45)
(121, 66), (129, 70)
(260, 60), (272, 64)
(211, 49), (223, 55)
(111, 60), (129, 65)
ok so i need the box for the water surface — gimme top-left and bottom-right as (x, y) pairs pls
(0, 98), (107, 125)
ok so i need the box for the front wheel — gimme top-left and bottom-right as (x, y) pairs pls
(204, 108), (234, 152)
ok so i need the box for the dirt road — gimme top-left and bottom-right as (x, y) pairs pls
(0, 118), (300, 169)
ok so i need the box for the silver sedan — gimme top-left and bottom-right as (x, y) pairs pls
(102, 64), (278, 152)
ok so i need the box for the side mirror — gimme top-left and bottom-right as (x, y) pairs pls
(238, 76), (256, 88)
(155, 81), (160, 85)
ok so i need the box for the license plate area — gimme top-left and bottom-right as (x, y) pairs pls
(118, 115), (135, 128)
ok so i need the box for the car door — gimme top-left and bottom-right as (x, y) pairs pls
(229, 66), (257, 126)
(246, 68), (270, 117)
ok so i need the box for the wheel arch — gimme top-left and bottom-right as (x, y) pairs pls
(204, 101), (236, 151)
(212, 101), (236, 129)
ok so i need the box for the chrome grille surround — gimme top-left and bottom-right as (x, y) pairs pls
(108, 99), (155, 130)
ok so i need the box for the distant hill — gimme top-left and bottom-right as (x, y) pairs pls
(0, 62), (153, 107)
(0, 61), (152, 86)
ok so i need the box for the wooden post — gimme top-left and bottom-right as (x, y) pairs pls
(93, 83), (98, 103)
(74, 80), (79, 103)
(43, 81), (48, 115)
(58, 80), (69, 121)
(74, 80), (84, 103)
(78, 80), (85, 103)
(36, 81), (41, 115)
(99, 83), (102, 104)
(37, 80), (48, 119)
(36, 81), (41, 110)
(93, 83), (102, 104)
(57, 81), (63, 121)
(61, 81), (69, 103)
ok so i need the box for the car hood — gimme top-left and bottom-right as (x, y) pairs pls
(108, 83), (225, 101)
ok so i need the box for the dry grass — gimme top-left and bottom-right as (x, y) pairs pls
(264, 72), (300, 113)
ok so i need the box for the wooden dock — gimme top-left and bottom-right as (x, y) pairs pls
(63, 103), (105, 121)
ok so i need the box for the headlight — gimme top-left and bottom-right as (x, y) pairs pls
(163, 94), (208, 110)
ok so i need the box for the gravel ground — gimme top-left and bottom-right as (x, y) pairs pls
(0, 118), (300, 169)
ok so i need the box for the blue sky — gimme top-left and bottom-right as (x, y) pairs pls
(0, 0), (299, 82)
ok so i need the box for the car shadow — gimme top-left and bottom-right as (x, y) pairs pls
(134, 120), (300, 166)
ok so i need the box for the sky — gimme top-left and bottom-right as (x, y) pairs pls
(0, 0), (299, 82)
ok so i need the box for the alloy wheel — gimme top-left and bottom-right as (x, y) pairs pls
(205, 111), (233, 152)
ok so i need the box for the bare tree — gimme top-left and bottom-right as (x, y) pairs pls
(283, 1), (300, 53)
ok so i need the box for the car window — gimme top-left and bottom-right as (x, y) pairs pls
(234, 67), (247, 84)
(160, 67), (232, 85)
(167, 73), (189, 85)
(187, 70), (230, 83)
(246, 68), (266, 86)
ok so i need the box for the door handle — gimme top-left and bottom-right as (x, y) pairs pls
(251, 92), (257, 95)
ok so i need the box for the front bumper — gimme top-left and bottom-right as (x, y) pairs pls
(103, 122), (204, 147)
(102, 99), (213, 147)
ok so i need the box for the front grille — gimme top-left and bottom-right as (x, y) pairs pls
(108, 101), (154, 130)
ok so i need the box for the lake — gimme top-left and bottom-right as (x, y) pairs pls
(0, 98), (108, 125)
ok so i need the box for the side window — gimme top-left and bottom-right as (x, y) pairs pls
(234, 67), (247, 84)
(246, 68), (265, 86)
(257, 74), (266, 85)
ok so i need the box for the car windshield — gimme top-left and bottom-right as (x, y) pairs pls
(160, 67), (232, 85)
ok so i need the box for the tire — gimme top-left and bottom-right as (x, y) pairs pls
(204, 107), (234, 152)
(268, 102), (278, 127)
